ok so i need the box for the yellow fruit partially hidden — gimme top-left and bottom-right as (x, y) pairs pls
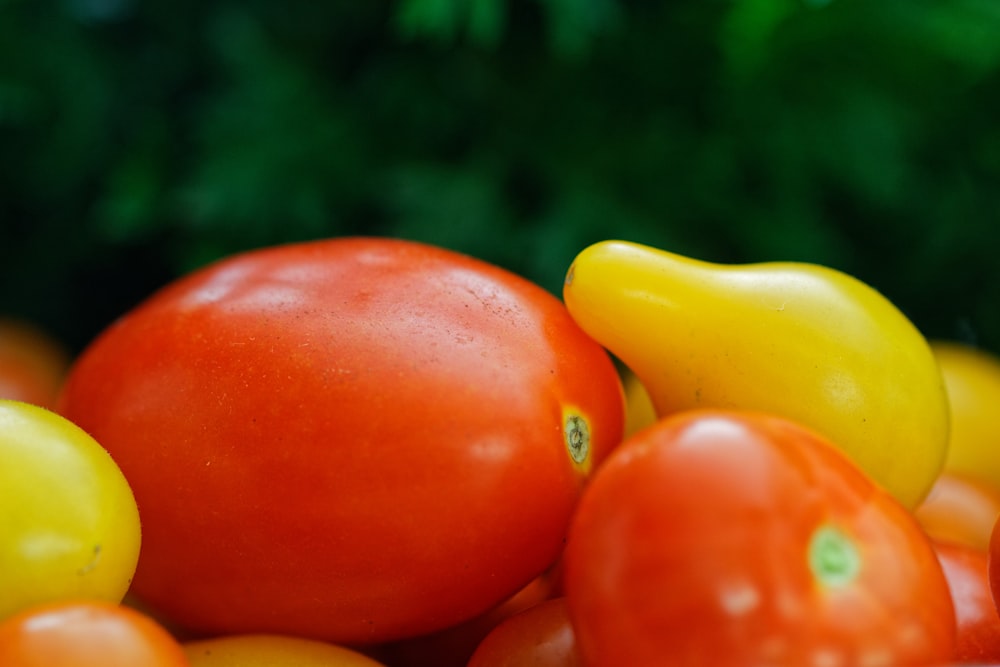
(621, 366), (657, 438)
(931, 341), (1000, 492)
(563, 240), (950, 508)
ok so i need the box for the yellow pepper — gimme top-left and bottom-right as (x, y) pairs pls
(563, 240), (950, 508)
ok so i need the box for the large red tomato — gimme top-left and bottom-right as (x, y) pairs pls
(57, 237), (624, 645)
(563, 410), (956, 666)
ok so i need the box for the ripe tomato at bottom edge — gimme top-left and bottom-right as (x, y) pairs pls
(563, 409), (956, 667)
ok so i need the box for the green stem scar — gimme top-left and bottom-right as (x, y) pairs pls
(808, 525), (860, 588)
(564, 412), (590, 465)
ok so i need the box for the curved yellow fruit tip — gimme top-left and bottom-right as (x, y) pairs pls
(562, 406), (592, 474)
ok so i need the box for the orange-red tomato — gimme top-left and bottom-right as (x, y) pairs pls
(934, 540), (1000, 663)
(0, 318), (70, 409)
(0, 600), (189, 667)
(467, 597), (580, 667)
(57, 237), (625, 645)
(915, 471), (1000, 552)
(563, 410), (956, 666)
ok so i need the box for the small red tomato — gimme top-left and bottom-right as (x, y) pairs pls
(467, 597), (580, 667)
(564, 410), (956, 667)
(0, 600), (189, 667)
(58, 237), (624, 645)
(934, 540), (1000, 663)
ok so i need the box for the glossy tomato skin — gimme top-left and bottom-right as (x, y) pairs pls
(57, 237), (624, 645)
(0, 600), (189, 667)
(563, 410), (956, 667)
(934, 540), (1000, 663)
(466, 597), (580, 667)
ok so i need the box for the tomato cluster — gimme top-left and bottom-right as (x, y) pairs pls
(4, 236), (1000, 666)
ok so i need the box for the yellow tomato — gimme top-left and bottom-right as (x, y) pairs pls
(183, 635), (388, 666)
(931, 341), (1000, 491)
(563, 240), (950, 508)
(0, 400), (141, 621)
(621, 366), (657, 438)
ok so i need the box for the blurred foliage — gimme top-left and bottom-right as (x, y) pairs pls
(1, 0), (999, 355)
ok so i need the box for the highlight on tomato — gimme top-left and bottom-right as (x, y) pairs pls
(563, 409), (956, 667)
(0, 599), (189, 667)
(57, 236), (625, 645)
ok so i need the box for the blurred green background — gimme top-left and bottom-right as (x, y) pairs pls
(2, 0), (999, 356)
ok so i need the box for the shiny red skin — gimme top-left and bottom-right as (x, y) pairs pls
(563, 410), (956, 667)
(934, 540), (1000, 663)
(467, 597), (581, 667)
(57, 237), (624, 645)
